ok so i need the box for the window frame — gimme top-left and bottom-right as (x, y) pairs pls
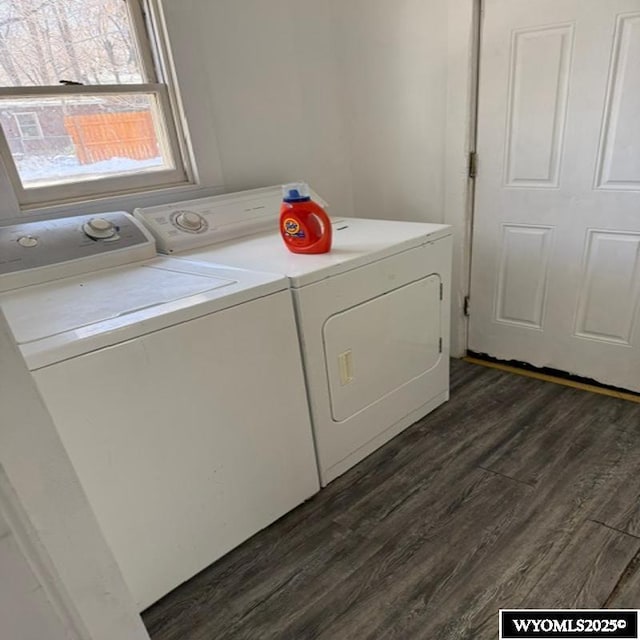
(0, 0), (192, 210)
(14, 112), (44, 140)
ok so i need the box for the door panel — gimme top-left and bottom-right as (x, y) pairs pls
(495, 225), (553, 328)
(504, 24), (573, 188)
(574, 230), (640, 344)
(470, 0), (640, 391)
(596, 14), (640, 190)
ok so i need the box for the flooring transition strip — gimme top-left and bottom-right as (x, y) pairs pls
(463, 356), (640, 405)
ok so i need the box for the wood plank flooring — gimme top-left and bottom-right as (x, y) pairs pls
(143, 360), (640, 640)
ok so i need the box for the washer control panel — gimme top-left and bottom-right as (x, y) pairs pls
(0, 212), (155, 289)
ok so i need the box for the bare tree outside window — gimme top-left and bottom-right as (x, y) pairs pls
(0, 0), (188, 208)
(0, 0), (144, 86)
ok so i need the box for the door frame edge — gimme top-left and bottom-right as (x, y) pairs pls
(444, 0), (482, 358)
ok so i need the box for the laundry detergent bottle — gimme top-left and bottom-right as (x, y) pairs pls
(279, 182), (332, 254)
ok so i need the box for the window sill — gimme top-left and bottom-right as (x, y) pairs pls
(8, 179), (227, 225)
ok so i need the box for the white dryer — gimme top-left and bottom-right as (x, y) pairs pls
(135, 187), (453, 486)
(0, 212), (318, 610)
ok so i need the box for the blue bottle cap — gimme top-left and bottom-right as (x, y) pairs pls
(282, 182), (311, 203)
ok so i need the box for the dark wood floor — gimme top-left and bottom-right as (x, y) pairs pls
(143, 360), (640, 640)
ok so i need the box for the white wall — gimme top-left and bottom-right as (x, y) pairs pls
(170, 0), (453, 221)
(164, 0), (457, 224)
(161, 0), (355, 215)
(333, 0), (448, 223)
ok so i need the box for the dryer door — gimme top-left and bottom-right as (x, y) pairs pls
(323, 275), (441, 422)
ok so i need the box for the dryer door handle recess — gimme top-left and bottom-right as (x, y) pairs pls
(338, 350), (354, 386)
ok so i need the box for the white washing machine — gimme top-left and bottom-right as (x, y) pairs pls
(135, 187), (453, 485)
(0, 212), (318, 610)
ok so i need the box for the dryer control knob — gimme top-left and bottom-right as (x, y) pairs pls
(83, 217), (117, 240)
(175, 211), (204, 232)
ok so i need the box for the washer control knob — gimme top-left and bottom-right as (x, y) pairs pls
(83, 217), (117, 240)
(175, 211), (204, 232)
(17, 235), (39, 248)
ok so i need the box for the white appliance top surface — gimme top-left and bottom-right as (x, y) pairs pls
(179, 217), (451, 287)
(5, 263), (230, 343)
(0, 257), (288, 369)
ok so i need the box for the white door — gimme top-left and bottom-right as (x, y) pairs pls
(469, 0), (640, 391)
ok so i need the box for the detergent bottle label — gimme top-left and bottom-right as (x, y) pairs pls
(283, 217), (306, 239)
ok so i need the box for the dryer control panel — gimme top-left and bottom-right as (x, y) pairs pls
(0, 212), (156, 292)
(134, 185), (328, 254)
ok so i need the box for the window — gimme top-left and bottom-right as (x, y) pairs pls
(0, 0), (189, 208)
(15, 112), (43, 139)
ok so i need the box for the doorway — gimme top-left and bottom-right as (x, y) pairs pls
(468, 0), (640, 392)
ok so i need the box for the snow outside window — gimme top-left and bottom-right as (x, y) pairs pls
(0, 0), (190, 209)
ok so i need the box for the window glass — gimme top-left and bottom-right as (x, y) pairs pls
(0, 94), (175, 188)
(0, 0), (145, 86)
(14, 113), (43, 139)
(0, 0), (189, 206)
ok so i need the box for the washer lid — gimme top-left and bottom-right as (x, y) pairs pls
(4, 263), (233, 344)
(0, 257), (288, 369)
(179, 217), (452, 288)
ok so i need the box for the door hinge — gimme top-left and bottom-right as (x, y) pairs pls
(439, 282), (444, 301)
(438, 337), (443, 353)
(463, 296), (470, 317)
(468, 151), (478, 179)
